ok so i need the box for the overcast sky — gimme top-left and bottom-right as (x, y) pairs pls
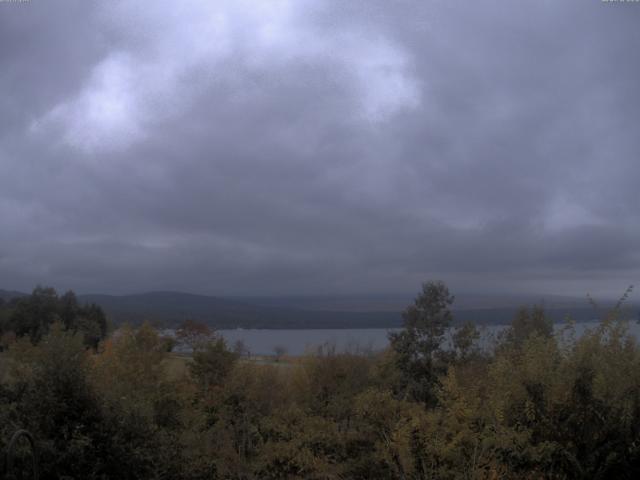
(1, 0), (639, 297)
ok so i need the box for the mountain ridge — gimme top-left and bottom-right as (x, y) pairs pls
(3, 288), (632, 328)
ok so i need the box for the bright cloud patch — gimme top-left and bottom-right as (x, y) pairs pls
(32, 0), (421, 152)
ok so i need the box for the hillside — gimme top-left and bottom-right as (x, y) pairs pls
(0, 289), (27, 301)
(78, 291), (622, 329)
(77, 291), (402, 329)
(3, 289), (633, 329)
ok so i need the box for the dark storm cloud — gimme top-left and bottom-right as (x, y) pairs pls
(0, 0), (639, 297)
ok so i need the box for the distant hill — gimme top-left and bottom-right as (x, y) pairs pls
(77, 291), (402, 329)
(3, 288), (635, 329)
(78, 291), (630, 329)
(234, 293), (598, 312)
(0, 289), (27, 301)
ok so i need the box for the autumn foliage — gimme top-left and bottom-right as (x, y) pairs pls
(1, 282), (640, 479)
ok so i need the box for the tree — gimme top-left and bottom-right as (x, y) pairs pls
(8, 286), (60, 343)
(59, 290), (80, 330)
(91, 322), (187, 479)
(273, 345), (287, 362)
(233, 339), (249, 357)
(176, 319), (214, 352)
(0, 298), (10, 341)
(452, 321), (480, 361)
(4, 323), (107, 479)
(4, 287), (107, 348)
(504, 305), (553, 349)
(389, 280), (454, 405)
(190, 338), (238, 390)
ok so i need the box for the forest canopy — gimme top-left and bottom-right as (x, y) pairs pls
(0, 282), (639, 479)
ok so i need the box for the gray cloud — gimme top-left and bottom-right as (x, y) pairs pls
(0, 0), (639, 297)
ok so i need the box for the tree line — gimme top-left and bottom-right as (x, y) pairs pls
(1, 282), (639, 479)
(0, 286), (108, 348)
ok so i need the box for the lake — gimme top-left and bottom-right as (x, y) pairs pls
(215, 320), (640, 356)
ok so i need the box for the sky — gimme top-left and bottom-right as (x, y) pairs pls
(0, 0), (639, 298)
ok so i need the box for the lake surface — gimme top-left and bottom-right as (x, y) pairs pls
(217, 328), (401, 356)
(216, 320), (640, 356)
